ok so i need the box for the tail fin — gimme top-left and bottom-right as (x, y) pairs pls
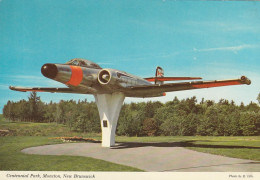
(144, 66), (202, 83)
(155, 66), (164, 85)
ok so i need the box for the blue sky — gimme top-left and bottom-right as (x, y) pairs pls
(0, 0), (260, 111)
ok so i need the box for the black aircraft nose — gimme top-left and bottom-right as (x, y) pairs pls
(41, 64), (58, 79)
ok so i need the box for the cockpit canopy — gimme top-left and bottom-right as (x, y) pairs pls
(65, 58), (102, 69)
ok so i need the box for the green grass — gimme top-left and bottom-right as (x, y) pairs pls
(0, 119), (141, 171)
(0, 119), (259, 171)
(0, 119), (101, 138)
(0, 136), (142, 171)
(183, 137), (260, 161)
(116, 136), (260, 161)
(0, 114), (3, 122)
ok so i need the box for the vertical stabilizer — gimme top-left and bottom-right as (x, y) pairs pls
(155, 66), (164, 85)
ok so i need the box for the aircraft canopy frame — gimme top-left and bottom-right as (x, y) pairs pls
(65, 58), (102, 69)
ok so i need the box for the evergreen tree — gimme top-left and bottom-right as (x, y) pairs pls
(28, 92), (41, 122)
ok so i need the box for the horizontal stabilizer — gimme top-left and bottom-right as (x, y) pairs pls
(144, 77), (202, 82)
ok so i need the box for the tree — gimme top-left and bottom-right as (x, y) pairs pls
(144, 101), (163, 118)
(239, 112), (260, 136)
(197, 105), (221, 136)
(3, 101), (12, 121)
(55, 100), (65, 124)
(117, 105), (144, 136)
(28, 92), (41, 122)
(43, 102), (57, 123)
(154, 104), (174, 134)
(206, 100), (214, 107)
(142, 118), (158, 136)
(16, 100), (29, 122)
(257, 93), (260, 105)
(74, 113), (88, 133)
(160, 113), (180, 136)
(246, 102), (259, 112)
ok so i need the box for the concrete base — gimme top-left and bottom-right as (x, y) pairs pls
(94, 93), (125, 147)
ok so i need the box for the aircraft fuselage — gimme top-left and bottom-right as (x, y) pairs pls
(41, 63), (162, 97)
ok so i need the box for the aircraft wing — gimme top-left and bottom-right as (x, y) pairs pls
(129, 76), (251, 93)
(144, 77), (202, 82)
(9, 86), (90, 94)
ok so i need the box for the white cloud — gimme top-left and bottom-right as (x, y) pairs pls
(193, 44), (258, 53)
(100, 52), (180, 63)
(185, 21), (259, 33)
(0, 84), (8, 90)
(3, 74), (67, 87)
(97, 62), (114, 65)
(9, 75), (44, 80)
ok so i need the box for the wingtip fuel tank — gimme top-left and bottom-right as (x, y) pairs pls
(241, 76), (251, 85)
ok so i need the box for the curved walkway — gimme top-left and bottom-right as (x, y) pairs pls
(22, 142), (260, 172)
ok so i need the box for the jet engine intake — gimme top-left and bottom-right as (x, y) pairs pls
(98, 69), (119, 86)
(98, 69), (112, 85)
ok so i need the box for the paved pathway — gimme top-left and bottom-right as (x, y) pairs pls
(22, 142), (260, 172)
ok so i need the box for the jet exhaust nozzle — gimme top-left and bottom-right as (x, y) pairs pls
(41, 64), (58, 79)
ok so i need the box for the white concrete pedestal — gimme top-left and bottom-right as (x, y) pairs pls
(94, 93), (125, 147)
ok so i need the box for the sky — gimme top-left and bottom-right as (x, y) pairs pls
(0, 0), (260, 112)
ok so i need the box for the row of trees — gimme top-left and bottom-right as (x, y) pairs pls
(3, 92), (260, 136)
(118, 97), (260, 136)
(3, 92), (100, 133)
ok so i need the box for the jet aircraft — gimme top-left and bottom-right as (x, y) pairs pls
(10, 58), (251, 147)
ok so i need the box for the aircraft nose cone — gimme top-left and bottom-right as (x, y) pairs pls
(41, 64), (58, 79)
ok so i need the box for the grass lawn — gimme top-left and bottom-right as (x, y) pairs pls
(0, 119), (142, 171)
(116, 136), (260, 161)
(0, 118), (259, 171)
(0, 136), (142, 171)
(0, 119), (101, 138)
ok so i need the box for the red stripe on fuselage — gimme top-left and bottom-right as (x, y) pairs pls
(66, 66), (83, 86)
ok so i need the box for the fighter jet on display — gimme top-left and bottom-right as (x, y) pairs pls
(10, 58), (251, 147)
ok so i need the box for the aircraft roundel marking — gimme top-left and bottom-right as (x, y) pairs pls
(66, 66), (83, 86)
